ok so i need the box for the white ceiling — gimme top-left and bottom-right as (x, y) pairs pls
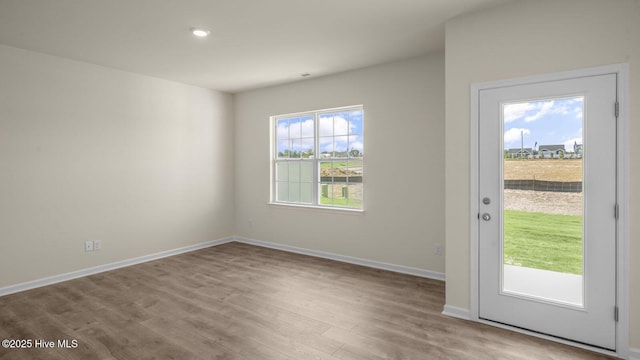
(0, 0), (509, 93)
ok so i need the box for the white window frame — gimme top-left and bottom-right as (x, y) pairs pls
(270, 105), (364, 211)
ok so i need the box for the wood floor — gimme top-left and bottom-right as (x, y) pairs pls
(0, 242), (615, 360)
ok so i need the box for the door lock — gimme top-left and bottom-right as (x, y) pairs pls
(482, 213), (491, 221)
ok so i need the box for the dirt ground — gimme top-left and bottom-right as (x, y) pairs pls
(504, 159), (582, 182)
(504, 189), (582, 216)
(320, 167), (361, 177)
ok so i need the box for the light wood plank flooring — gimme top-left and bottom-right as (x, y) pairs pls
(0, 242), (615, 359)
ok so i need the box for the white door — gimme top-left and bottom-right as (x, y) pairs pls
(478, 74), (617, 350)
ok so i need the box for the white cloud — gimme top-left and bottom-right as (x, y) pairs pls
(319, 116), (362, 153)
(504, 97), (584, 123)
(524, 101), (555, 122)
(503, 103), (539, 123)
(503, 101), (555, 123)
(319, 136), (362, 153)
(319, 116), (353, 136)
(276, 118), (314, 139)
(504, 128), (530, 145)
(300, 137), (314, 150)
(276, 123), (288, 139)
(563, 137), (583, 152)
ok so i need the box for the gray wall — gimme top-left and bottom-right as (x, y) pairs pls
(234, 55), (446, 274)
(0, 45), (235, 287)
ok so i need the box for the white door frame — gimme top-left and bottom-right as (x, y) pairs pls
(469, 64), (629, 358)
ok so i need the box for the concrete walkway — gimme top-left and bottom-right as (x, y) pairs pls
(503, 264), (583, 307)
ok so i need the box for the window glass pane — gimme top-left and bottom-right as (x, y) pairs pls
(276, 119), (289, 140)
(288, 118), (302, 138)
(502, 96), (584, 307)
(319, 115), (333, 137)
(300, 162), (313, 182)
(289, 182), (300, 202)
(345, 183), (363, 209)
(320, 161), (337, 179)
(277, 140), (290, 159)
(346, 160), (363, 183)
(277, 182), (289, 202)
(301, 183), (313, 203)
(301, 137), (314, 158)
(300, 115), (314, 138)
(320, 161), (362, 183)
(320, 182), (350, 207)
(290, 139), (302, 158)
(277, 162), (288, 181)
(333, 112), (350, 136)
(277, 114), (314, 159)
(318, 159), (363, 209)
(334, 136), (349, 157)
(348, 111), (363, 135)
(289, 162), (301, 182)
(319, 112), (350, 136)
(320, 182), (363, 209)
(319, 136), (334, 157)
(288, 116), (314, 138)
(320, 182), (336, 206)
(349, 135), (364, 158)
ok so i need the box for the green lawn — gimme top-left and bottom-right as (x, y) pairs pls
(320, 195), (362, 208)
(503, 210), (583, 275)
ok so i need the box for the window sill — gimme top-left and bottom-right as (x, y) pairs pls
(268, 202), (365, 215)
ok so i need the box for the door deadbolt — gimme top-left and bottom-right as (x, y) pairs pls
(482, 197), (491, 205)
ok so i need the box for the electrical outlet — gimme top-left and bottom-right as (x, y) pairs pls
(93, 240), (102, 251)
(434, 243), (442, 256)
(84, 240), (94, 252)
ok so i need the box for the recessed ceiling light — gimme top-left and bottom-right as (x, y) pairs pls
(191, 28), (210, 38)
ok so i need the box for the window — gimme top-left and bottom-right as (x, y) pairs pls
(272, 105), (364, 210)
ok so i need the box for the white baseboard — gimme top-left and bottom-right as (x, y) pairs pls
(234, 236), (445, 281)
(0, 237), (234, 297)
(442, 304), (471, 320)
(629, 348), (640, 360)
(0, 236), (444, 297)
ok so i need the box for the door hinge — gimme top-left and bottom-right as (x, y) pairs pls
(614, 306), (619, 322)
(615, 101), (619, 118)
(614, 204), (619, 220)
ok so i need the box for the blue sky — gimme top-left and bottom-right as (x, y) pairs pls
(503, 97), (583, 152)
(277, 110), (363, 156)
(319, 111), (363, 153)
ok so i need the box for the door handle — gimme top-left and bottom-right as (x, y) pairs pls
(482, 213), (491, 221)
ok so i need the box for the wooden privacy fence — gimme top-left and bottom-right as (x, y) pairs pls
(504, 179), (582, 193)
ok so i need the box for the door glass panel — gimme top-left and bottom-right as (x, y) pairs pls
(502, 96), (584, 307)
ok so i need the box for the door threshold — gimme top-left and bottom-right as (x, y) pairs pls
(477, 318), (619, 358)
